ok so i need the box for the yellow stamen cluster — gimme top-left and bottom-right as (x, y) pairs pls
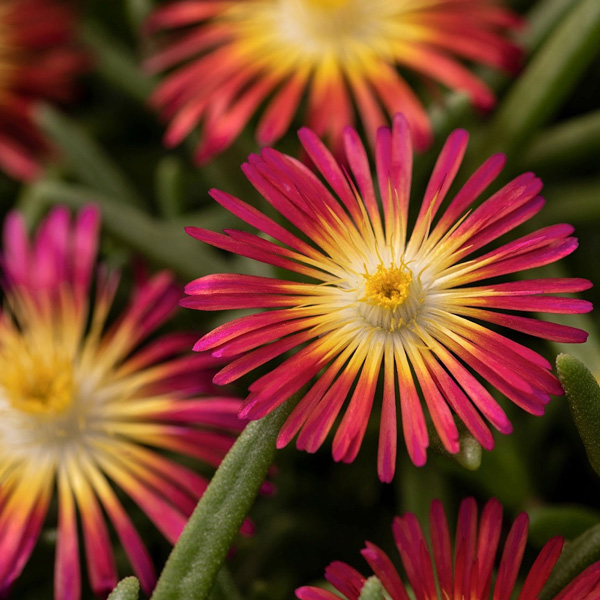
(271, 0), (379, 60)
(304, 0), (348, 8)
(363, 263), (413, 311)
(1, 345), (74, 415)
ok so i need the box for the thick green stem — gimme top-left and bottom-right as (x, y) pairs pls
(151, 399), (297, 600)
(556, 354), (600, 477)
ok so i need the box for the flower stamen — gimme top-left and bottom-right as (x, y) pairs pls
(363, 263), (413, 310)
(2, 346), (74, 415)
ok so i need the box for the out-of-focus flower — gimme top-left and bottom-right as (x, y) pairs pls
(182, 114), (592, 482)
(296, 497), (600, 600)
(145, 0), (521, 162)
(0, 206), (245, 599)
(0, 0), (86, 180)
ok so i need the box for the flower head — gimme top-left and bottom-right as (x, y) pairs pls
(0, 0), (86, 180)
(296, 497), (600, 600)
(182, 114), (592, 482)
(146, 0), (521, 162)
(0, 206), (245, 599)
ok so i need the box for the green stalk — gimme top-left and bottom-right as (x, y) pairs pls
(151, 399), (297, 600)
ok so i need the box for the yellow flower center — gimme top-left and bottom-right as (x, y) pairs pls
(273, 0), (384, 60)
(364, 263), (413, 310)
(303, 0), (349, 8)
(1, 347), (74, 415)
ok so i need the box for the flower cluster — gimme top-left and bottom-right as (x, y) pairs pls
(0, 0), (597, 598)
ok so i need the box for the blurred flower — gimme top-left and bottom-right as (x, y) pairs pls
(0, 0), (86, 180)
(296, 497), (600, 600)
(145, 0), (521, 162)
(182, 114), (592, 482)
(0, 206), (245, 599)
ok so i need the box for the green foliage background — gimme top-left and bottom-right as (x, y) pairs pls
(5, 0), (600, 597)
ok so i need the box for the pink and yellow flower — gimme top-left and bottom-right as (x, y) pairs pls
(145, 0), (521, 163)
(0, 0), (85, 180)
(182, 114), (591, 482)
(296, 497), (600, 600)
(0, 205), (245, 599)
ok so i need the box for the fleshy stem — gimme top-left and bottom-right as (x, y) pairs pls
(151, 396), (298, 600)
(556, 354), (600, 476)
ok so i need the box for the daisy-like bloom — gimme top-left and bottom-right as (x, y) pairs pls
(0, 206), (245, 599)
(296, 497), (600, 600)
(0, 0), (85, 180)
(182, 114), (592, 483)
(145, 0), (521, 163)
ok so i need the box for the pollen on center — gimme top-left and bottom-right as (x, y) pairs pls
(2, 349), (74, 415)
(303, 0), (349, 9)
(363, 263), (413, 311)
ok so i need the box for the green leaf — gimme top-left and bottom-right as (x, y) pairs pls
(529, 505), (600, 548)
(537, 178), (600, 224)
(359, 577), (386, 600)
(556, 354), (600, 477)
(126, 0), (155, 33)
(108, 577), (140, 600)
(525, 0), (578, 51)
(208, 568), (245, 600)
(521, 111), (600, 173)
(34, 105), (145, 207)
(82, 23), (155, 103)
(482, 0), (600, 162)
(27, 181), (232, 281)
(155, 157), (186, 219)
(151, 398), (298, 600)
(541, 524), (600, 600)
